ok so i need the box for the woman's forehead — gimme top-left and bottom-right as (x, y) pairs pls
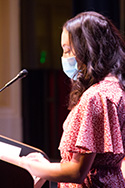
(61, 28), (70, 48)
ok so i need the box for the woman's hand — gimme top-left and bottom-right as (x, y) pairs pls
(22, 152), (50, 187)
(23, 152), (50, 163)
(0, 152), (48, 188)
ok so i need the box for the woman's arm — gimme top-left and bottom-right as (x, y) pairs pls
(22, 152), (96, 184)
(1, 152), (96, 184)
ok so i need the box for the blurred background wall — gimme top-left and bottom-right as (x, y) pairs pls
(0, 0), (22, 141)
(0, 0), (124, 160)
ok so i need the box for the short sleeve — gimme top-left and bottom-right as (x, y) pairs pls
(59, 88), (124, 154)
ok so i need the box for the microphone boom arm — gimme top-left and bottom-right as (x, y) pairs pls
(0, 69), (28, 92)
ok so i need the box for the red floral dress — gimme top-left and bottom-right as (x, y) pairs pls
(58, 76), (125, 188)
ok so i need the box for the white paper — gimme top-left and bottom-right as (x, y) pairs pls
(0, 141), (21, 157)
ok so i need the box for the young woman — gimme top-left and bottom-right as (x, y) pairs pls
(1, 11), (125, 188)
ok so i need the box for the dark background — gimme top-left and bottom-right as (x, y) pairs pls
(21, 0), (121, 160)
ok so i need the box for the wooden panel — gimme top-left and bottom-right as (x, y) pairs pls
(0, 0), (22, 141)
(0, 0), (11, 107)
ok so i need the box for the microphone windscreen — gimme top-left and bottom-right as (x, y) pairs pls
(18, 69), (28, 79)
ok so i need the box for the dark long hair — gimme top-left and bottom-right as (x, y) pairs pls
(63, 11), (125, 110)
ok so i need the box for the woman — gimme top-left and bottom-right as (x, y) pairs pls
(1, 11), (125, 187)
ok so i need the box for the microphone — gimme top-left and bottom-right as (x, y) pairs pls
(0, 69), (28, 92)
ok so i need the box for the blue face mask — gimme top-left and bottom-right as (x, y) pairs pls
(61, 56), (78, 80)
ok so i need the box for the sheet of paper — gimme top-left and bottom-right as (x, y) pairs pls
(0, 141), (21, 157)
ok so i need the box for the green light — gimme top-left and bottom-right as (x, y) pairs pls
(40, 51), (47, 64)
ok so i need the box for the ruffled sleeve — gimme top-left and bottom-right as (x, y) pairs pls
(59, 84), (124, 154)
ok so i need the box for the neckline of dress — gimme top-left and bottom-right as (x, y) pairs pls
(103, 74), (119, 82)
